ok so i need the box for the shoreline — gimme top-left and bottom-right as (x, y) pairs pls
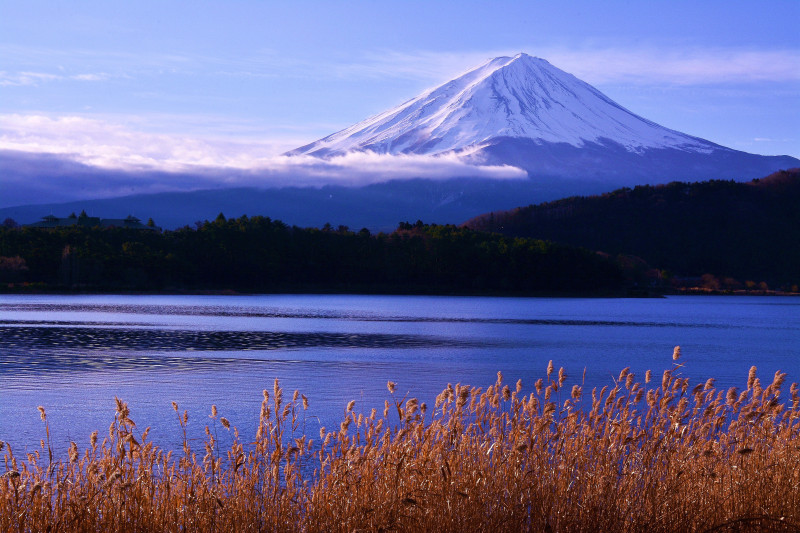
(0, 283), (650, 299)
(2, 283), (799, 298)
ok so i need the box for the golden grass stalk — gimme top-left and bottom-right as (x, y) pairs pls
(1, 352), (798, 532)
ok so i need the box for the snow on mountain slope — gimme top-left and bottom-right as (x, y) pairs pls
(288, 53), (717, 157)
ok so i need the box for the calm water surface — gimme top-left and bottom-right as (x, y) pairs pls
(1, 294), (798, 455)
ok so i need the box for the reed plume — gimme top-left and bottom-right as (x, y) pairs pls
(2, 352), (798, 532)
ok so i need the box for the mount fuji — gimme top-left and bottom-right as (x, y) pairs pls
(3, 54), (797, 230)
(289, 53), (797, 182)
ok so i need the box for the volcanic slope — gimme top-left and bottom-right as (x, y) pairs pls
(289, 53), (798, 183)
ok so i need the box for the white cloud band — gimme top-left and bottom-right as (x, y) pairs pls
(0, 113), (526, 205)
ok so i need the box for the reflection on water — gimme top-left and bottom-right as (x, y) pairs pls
(1, 294), (798, 454)
(0, 325), (486, 355)
(0, 324), (490, 378)
(0, 350), (269, 377)
(0, 302), (742, 328)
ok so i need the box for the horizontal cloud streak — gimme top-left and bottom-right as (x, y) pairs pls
(546, 48), (800, 85)
(243, 152), (526, 186)
(0, 149), (525, 208)
(347, 47), (800, 86)
(0, 113), (305, 168)
(0, 70), (113, 87)
(0, 113), (523, 180)
(4, 43), (798, 88)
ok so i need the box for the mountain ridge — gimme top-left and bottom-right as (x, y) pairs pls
(289, 53), (717, 157)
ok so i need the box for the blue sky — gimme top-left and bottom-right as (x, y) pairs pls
(1, 0), (798, 177)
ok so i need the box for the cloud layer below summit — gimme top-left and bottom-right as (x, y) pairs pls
(0, 112), (526, 207)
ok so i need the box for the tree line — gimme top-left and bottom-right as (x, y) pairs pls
(0, 215), (625, 294)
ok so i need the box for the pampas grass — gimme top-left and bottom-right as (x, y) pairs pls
(2, 352), (798, 532)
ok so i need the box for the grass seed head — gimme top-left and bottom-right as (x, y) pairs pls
(571, 385), (582, 401)
(772, 370), (786, 391)
(747, 366), (757, 390)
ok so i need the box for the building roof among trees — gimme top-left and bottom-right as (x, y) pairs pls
(26, 214), (159, 230)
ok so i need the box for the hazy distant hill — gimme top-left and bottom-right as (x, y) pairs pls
(464, 169), (800, 286)
(0, 178), (617, 232)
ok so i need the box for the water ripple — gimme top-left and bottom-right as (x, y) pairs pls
(0, 349), (366, 379)
(0, 325), (486, 353)
(0, 302), (735, 329)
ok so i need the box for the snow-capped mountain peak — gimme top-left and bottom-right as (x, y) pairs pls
(288, 53), (713, 157)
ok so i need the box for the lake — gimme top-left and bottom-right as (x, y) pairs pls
(1, 294), (798, 456)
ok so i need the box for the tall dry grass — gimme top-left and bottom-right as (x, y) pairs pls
(2, 349), (799, 532)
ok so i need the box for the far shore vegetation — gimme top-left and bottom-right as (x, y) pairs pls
(2, 350), (798, 531)
(1, 214), (793, 297)
(0, 216), (628, 296)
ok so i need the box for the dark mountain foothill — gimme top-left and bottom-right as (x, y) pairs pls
(464, 169), (800, 290)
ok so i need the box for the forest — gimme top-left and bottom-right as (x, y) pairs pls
(465, 169), (800, 290)
(0, 216), (626, 295)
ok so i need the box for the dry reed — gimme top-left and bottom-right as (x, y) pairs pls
(2, 351), (799, 532)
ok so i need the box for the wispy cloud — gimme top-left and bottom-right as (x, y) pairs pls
(752, 137), (795, 143)
(0, 44), (196, 71)
(544, 48), (800, 85)
(0, 70), (113, 86)
(71, 73), (110, 82)
(0, 70), (60, 86)
(335, 47), (800, 86)
(242, 152), (526, 187)
(0, 113), (298, 164)
(4, 42), (797, 88)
